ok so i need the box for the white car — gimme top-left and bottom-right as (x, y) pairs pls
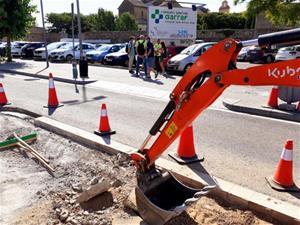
(34, 42), (69, 60)
(275, 45), (300, 62)
(49, 43), (96, 62)
(167, 42), (216, 73)
(11, 41), (30, 57)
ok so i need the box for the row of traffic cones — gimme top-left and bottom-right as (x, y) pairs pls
(1, 73), (115, 136)
(267, 86), (300, 111)
(169, 124), (299, 192)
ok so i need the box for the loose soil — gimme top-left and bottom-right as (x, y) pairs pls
(0, 112), (282, 225)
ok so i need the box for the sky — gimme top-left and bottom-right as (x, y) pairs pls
(31, 0), (248, 26)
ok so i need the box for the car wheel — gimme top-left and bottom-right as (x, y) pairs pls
(265, 55), (273, 64)
(184, 64), (192, 74)
(66, 55), (73, 63)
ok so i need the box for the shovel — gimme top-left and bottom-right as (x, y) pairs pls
(135, 170), (215, 225)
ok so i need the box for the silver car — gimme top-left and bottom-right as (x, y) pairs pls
(167, 42), (216, 73)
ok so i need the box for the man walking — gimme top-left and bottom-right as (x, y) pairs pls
(146, 37), (155, 79)
(126, 36), (135, 74)
(135, 35), (147, 77)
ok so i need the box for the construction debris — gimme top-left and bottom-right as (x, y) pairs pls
(13, 132), (55, 173)
(76, 178), (110, 203)
(112, 216), (146, 225)
(0, 132), (37, 150)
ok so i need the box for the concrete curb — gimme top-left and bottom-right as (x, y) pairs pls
(223, 100), (300, 123)
(0, 69), (97, 85)
(0, 106), (41, 118)
(33, 116), (299, 225)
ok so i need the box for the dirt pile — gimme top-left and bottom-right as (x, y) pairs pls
(0, 112), (281, 225)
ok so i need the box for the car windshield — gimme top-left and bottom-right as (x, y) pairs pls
(47, 42), (63, 49)
(118, 47), (126, 53)
(59, 43), (73, 49)
(97, 45), (111, 51)
(180, 44), (199, 55)
(279, 46), (294, 52)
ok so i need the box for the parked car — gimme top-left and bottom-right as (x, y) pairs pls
(237, 46), (251, 62)
(163, 45), (186, 67)
(167, 42), (216, 73)
(49, 43), (96, 62)
(275, 45), (300, 62)
(0, 43), (7, 57)
(86, 44), (125, 63)
(103, 47), (135, 66)
(246, 46), (277, 64)
(34, 42), (69, 60)
(21, 42), (45, 58)
(11, 41), (30, 57)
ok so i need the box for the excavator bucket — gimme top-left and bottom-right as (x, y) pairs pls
(135, 171), (215, 225)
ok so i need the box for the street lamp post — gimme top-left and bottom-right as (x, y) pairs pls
(71, 3), (78, 79)
(40, 0), (49, 68)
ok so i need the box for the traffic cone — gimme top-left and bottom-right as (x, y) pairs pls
(168, 124), (204, 164)
(94, 104), (116, 136)
(44, 73), (63, 108)
(266, 140), (299, 192)
(267, 86), (278, 108)
(296, 101), (300, 112)
(0, 83), (11, 106)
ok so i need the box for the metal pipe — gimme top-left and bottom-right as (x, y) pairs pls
(241, 39), (258, 47)
(76, 0), (83, 60)
(40, 0), (49, 68)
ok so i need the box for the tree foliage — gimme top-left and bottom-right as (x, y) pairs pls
(46, 9), (138, 33)
(234, 0), (300, 26)
(197, 12), (254, 30)
(115, 12), (138, 31)
(0, 0), (36, 61)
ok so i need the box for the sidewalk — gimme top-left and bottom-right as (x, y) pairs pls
(223, 94), (300, 123)
(0, 59), (97, 85)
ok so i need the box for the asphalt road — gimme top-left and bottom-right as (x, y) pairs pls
(1, 63), (299, 207)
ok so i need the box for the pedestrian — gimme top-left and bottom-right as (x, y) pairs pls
(154, 39), (162, 77)
(160, 41), (167, 76)
(135, 35), (147, 77)
(145, 37), (155, 79)
(126, 36), (135, 74)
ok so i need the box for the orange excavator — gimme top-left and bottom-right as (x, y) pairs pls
(131, 29), (300, 225)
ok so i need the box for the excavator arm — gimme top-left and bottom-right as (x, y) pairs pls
(131, 29), (300, 225)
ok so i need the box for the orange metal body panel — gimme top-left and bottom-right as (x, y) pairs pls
(133, 38), (300, 167)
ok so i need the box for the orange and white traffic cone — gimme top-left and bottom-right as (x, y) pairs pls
(296, 101), (300, 112)
(0, 83), (11, 106)
(266, 140), (299, 192)
(267, 86), (278, 108)
(168, 124), (204, 164)
(94, 103), (116, 136)
(44, 73), (63, 108)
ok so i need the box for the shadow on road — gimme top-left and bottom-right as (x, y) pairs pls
(61, 95), (106, 106)
(0, 61), (30, 70)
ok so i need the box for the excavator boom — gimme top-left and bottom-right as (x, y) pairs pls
(131, 28), (300, 225)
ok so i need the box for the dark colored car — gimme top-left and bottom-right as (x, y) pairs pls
(103, 47), (134, 66)
(246, 46), (277, 64)
(163, 46), (186, 67)
(86, 44), (125, 63)
(21, 42), (45, 58)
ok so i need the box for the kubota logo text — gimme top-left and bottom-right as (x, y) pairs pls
(268, 66), (300, 79)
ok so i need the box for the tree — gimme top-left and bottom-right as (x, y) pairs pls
(234, 0), (300, 26)
(46, 13), (94, 35)
(197, 13), (253, 30)
(0, 0), (36, 61)
(115, 12), (138, 31)
(93, 8), (116, 31)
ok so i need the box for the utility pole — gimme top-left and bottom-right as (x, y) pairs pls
(40, 0), (49, 68)
(76, 0), (83, 59)
(71, 3), (78, 79)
